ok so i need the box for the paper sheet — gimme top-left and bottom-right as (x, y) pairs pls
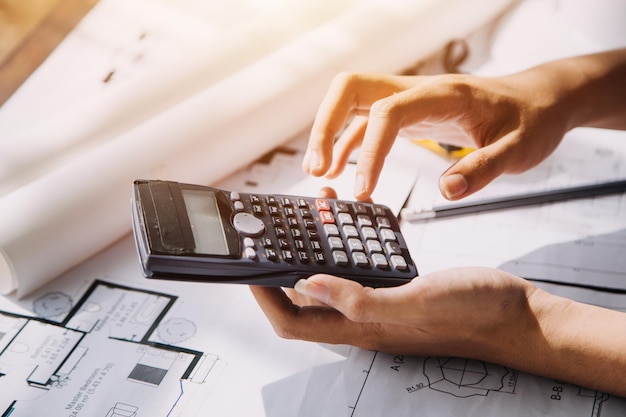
(0, 0), (516, 297)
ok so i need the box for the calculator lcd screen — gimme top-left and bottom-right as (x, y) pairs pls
(182, 189), (230, 255)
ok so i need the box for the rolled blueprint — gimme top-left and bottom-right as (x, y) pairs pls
(0, 0), (356, 196)
(0, 0), (516, 296)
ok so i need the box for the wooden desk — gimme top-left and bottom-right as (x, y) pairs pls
(0, 0), (97, 105)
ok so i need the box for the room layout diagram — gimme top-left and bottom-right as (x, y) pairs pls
(321, 347), (626, 417)
(0, 280), (219, 416)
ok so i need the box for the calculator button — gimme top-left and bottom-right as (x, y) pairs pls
(287, 217), (298, 227)
(300, 208), (312, 218)
(352, 251), (369, 267)
(272, 217), (284, 226)
(265, 248), (278, 261)
(291, 228), (302, 239)
(328, 236), (344, 250)
(342, 225), (358, 238)
(243, 237), (255, 248)
(252, 204), (263, 216)
(230, 191), (240, 201)
(282, 250), (294, 263)
(337, 212), (354, 226)
(361, 227), (378, 240)
(233, 201), (244, 211)
(357, 215), (372, 227)
(376, 217), (391, 229)
(373, 205), (386, 216)
(320, 211), (335, 224)
(372, 253), (389, 269)
(298, 251), (310, 263)
(294, 239), (305, 250)
(244, 247), (257, 260)
(266, 195), (277, 205)
(332, 250), (349, 266)
(310, 239), (322, 251)
(297, 198), (309, 208)
(324, 224), (339, 236)
(315, 199), (331, 211)
(262, 237), (273, 248)
(275, 227), (287, 238)
(303, 219), (316, 229)
(347, 238), (364, 252)
(250, 195), (261, 203)
(278, 239), (289, 249)
(314, 252), (326, 264)
(284, 206), (295, 217)
(233, 212), (266, 237)
(307, 229), (319, 239)
(334, 201), (349, 212)
(390, 255), (408, 271)
(281, 197), (293, 206)
(268, 205), (280, 216)
(380, 228), (396, 242)
(353, 202), (367, 214)
(366, 240), (383, 253)
(385, 241), (402, 255)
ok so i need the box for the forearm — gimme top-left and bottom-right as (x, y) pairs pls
(485, 288), (626, 397)
(518, 48), (626, 131)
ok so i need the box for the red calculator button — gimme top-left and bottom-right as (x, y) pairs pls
(319, 210), (335, 224)
(316, 199), (331, 211)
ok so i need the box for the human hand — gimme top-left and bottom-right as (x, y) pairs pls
(251, 266), (626, 396)
(302, 70), (571, 201)
(250, 266), (540, 359)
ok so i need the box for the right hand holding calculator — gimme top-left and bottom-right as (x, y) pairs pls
(131, 179), (418, 287)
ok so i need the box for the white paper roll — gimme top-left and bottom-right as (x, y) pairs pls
(0, 0), (515, 297)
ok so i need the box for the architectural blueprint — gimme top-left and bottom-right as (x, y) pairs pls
(0, 280), (220, 416)
(321, 348), (626, 417)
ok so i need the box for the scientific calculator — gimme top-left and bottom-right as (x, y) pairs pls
(131, 179), (417, 287)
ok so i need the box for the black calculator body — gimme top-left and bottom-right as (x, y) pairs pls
(131, 179), (417, 287)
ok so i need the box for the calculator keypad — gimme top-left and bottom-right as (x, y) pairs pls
(229, 193), (412, 274)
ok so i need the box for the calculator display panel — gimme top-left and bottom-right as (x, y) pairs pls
(181, 189), (229, 256)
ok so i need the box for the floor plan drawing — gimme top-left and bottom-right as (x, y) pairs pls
(325, 349), (626, 417)
(419, 357), (516, 398)
(322, 349), (626, 417)
(0, 280), (219, 416)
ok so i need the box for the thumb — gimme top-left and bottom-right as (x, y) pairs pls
(438, 140), (513, 200)
(294, 274), (401, 323)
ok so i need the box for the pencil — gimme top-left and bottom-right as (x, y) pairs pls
(401, 178), (626, 222)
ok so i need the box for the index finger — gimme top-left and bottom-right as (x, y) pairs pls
(304, 72), (408, 177)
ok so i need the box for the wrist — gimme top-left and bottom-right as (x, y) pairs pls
(477, 285), (626, 396)
(472, 285), (556, 372)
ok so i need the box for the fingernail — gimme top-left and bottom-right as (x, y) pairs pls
(294, 279), (330, 303)
(440, 173), (468, 199)
(354, 172), (367, 199)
